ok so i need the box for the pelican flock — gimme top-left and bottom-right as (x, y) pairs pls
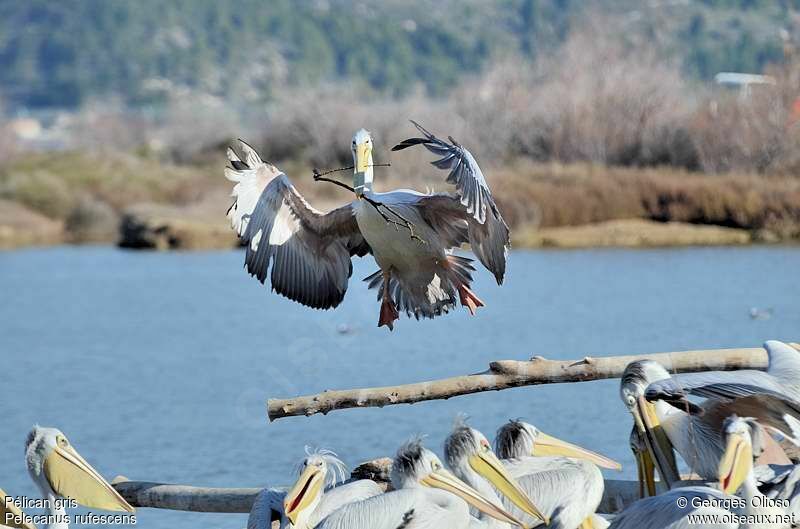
(5, 340), (799, 529)
(224, 122), (509, 329)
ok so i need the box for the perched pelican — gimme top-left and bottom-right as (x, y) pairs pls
(247, 448), (381, 528)
(494, 419), (622, 474)
(717, 415), (793, 526)
(224, 122), (509, 330)
(302, 439), (527, 529)
(621, 360), (800, 490)
(606, 486), (738, 528)
(445, 421), (605, 529)
(0, 488), (36, 529)
(25, 426), (135, 529)
(644, 341), (800, 404)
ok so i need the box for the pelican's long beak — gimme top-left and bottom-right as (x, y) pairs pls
(422, 468), (529, 527)
(632, 436), (657, 498)
(42, 443), (134, 512)
(355, 143), (371, 174)
(633, 396), (679, 490)
(719, 433), (752, 495)
(283, 465), (325, 526)
(532, 431), (622, 471)
(468, 450), (549, 525)
(0, 488), (37, 529)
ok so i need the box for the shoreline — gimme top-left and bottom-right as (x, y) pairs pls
(2, 217), (793, 252)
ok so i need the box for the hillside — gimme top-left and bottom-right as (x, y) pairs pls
(0, 0), (797, 109)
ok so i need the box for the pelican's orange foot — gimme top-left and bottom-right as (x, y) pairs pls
(458, 285), (485, 316)
(378, 300), (400, 330)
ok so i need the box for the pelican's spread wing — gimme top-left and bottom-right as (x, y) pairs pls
(226, 141), (370, 309)
(415, 193), (509, 284)
(645, 370), (788, 405)
(392, 121), (496, 225)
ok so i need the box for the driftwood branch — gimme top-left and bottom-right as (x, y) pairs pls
(267, 346), (776, 421)
(111, 464), (702, 516)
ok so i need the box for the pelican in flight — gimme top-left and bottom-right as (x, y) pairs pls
(224, 122), (509, 329)
(621, 360), (800, 492)
(25, 426), (135, 528)
(445, 420), (609, 529)
(0, 488), (36, 529)
(247, 448), (381, 528)
(299, 439), (526, 529)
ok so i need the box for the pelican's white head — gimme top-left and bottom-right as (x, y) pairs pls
(351, 128), (373, 197)
(444, 420), (549, 524)
(25, 426), (135, 513)
(719, 415), (762, 494)
(495, 419), (621, 470)
(392, 437), (528, 527)
(283, 448), (346, 528)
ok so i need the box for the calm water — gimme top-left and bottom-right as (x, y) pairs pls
(1, 246), (798, 528)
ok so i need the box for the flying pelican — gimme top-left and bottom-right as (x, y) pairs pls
(247, 448), (382, 528)
(25, 426), (135, 529)
(445, 421), (606, 529)
(0, 488), (36, 529)
(224, 122), (509, 330)
(621, 360), (800, 492)
(293, 439), (527, 529)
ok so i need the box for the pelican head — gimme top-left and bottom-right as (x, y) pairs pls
(25, 426), (134, 513)
(495, 419), (621, 470)
(719, 415), (763, 495)
(620, 360), (677, 494)
(283, 448), (346, 527)
(351, 128), (373, 197)
(392, 438), (527, 527)
(444, 423), (549, 525)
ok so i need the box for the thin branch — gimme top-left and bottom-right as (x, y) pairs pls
(312, 167), (425, 244)
(267, 346), (773, 421)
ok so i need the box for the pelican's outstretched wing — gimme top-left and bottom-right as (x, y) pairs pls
(392, 121), (497, 225)
(645, 371), (788, 405)
(225, 140), (370, 309)
(414, 193), (509, 284)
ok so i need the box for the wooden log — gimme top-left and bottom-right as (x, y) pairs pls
(267, 346), (771, 421)
(112, 478), (261, 513)
(110, 473), (701, 516)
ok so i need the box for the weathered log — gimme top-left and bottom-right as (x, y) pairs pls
(268, 346), (772, 421)
(110, 473), (699, 516)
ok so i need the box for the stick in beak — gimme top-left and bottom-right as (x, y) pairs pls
(469, 447), (549, 525)
(283, 464), (325, 526)
(718, 433), (752, 495)
(532, 431), (622, 471)
(43, 439), (134, 513)
(421, 468), (530, 527)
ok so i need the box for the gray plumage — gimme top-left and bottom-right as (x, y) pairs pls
(315, 440), (478, 529)
(226, 141), (368, 310)
(645, 341), (800, 404)
(607, 486), (739, 529)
